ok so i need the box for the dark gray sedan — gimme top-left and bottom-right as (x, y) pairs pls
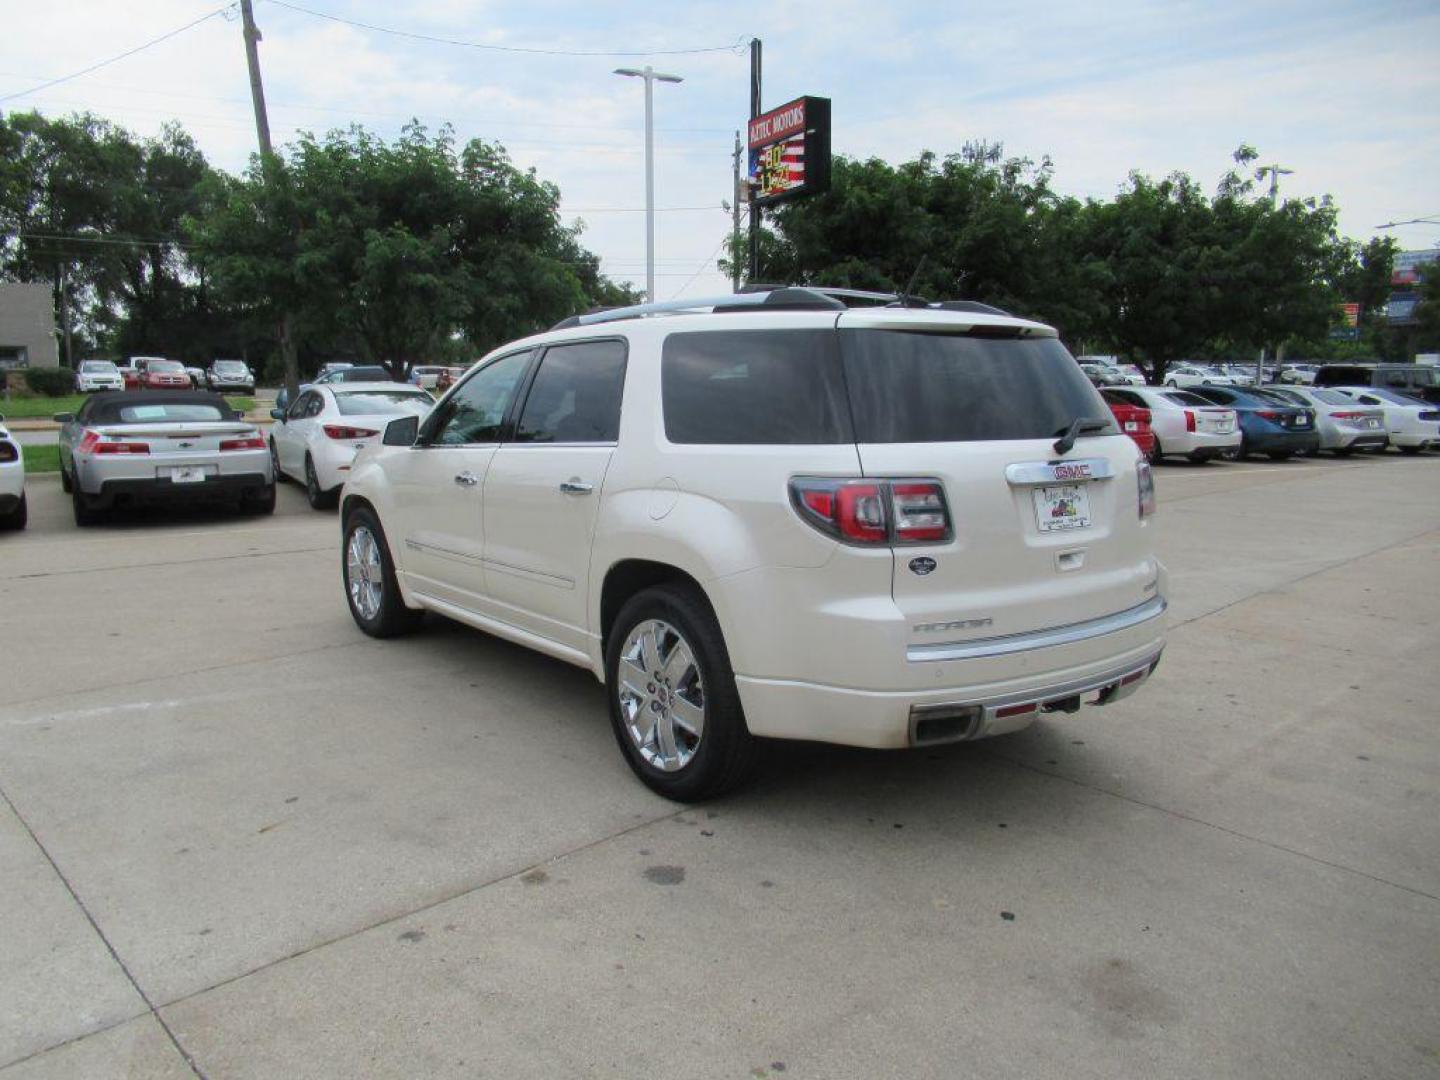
(55, 391), (274, 526)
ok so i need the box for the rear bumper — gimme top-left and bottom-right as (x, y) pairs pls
(1244, 428), (1319, 453)
(1391, 431), (1439, 449)
(1162, 430), (1241, 456)
(734, 597), (1167, 749)
(86, 472), (270, 508)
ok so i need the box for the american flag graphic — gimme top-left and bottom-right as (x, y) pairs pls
(752, 133), (806, 198)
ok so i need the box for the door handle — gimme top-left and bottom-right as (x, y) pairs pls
(559, 479), (593, 495)
(454, 471), (479, 487)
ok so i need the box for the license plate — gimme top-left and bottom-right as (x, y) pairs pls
(171, 467), (206, 484)
(1366, 419), (1380, 429)
(1033, 484), (1091, 532)
(1216, 420), (1233, 433)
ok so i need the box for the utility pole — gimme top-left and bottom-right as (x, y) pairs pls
(239, 0), (272, 157)
(238, 0), (298, 397)
(730, 131), (743, 293)
(59, 266), (73, 369)
(747, 38), (762, 285)
(1254, 162), (1294, 387)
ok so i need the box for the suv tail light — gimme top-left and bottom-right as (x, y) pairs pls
(1137, 461), (1156, 519)
(323, 424), (380, 440)
(219, 435), (265, 451)
(1184, 410), (1196, 432)
(0, 440), (17, 463)
(79, 430), (149, 455)
(789, 477), (951, 546)
(1256, 410), (1282, 421)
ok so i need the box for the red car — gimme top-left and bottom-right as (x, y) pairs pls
(137, 358), (192, 390)
(1106, 400), (1157, 460)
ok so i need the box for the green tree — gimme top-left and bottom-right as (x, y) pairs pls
(191, 123), (636, 387)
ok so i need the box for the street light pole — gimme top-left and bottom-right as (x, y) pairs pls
(614, 66), (683, 304)
(1254, 163), (1295, 385)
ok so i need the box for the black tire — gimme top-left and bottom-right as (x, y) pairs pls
(71, 483), (102, 527)
(1165, 380), (1178, 388)
(244, 482), (276, 515)
(60, 462), (73, 493)
(305, 454), (337, 510)
(1333, 447), (1353, 458)
(1267, 451), (1293, 461)
(341, 505), (421, 638)
(605, 583), (757, 802)
(1399, 445), (1422, 456)
(270, 439), (288, 483)
(0, 491), (25, 531)
(1146, 438), (1163, 465)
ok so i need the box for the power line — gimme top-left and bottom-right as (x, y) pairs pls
(668, 231), (734, 299)
(264, 0), (746, 57)
(0, 6), (234, 105)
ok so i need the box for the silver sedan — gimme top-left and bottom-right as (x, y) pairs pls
(55, 390), (274, 526)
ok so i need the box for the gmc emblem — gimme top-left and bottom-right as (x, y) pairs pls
(1052, 463), (1092, 480)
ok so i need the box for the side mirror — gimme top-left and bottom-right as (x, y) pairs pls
(53, 413), (74, 423)
(270, 408), (285, 421)
(383, 414), (420, 447)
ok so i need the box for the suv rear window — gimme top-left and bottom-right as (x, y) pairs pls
(662, 330), (850, 444)
(839, 331), (1112, 442)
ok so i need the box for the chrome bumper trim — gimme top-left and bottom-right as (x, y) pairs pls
(907, 595), (1166, 663)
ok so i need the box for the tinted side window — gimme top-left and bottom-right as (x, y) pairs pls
(840, 331), (1111, 443)
(427, 350), (532, 446)
(662, 330), (849, 444)
(1199, 388), (1236, 404)
(515, 340), (627, 444)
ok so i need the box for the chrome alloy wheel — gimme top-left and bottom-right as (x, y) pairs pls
(346, 525), (385, 621)
(616, 619), (705, 772)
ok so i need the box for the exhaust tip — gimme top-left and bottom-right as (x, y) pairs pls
(909, 704), (981, 746)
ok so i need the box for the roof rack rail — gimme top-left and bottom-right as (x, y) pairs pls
(546, 284), (1018, 331)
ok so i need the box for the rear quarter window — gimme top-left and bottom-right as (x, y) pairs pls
(840, 330), (1111, 442)
(661, 330), (850, 444)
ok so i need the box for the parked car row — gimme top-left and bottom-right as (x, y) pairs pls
(81, 358), (257, 394)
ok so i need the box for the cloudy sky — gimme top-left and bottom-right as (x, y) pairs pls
(3, 0), (1437, 300)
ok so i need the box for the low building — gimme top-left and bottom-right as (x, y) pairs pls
(0, 283), (60, 370)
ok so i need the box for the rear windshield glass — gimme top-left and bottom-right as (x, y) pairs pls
(334, 391), (433, 416)
(336, 367), (390, 382)
(662, 330), (850, 444)
(840, 331), (1113, 442)
(1310, 390), (1353, 406)
(1163, 391), (1211, 406)
(1364, 388), (1428, 406)
(114, 403), (226, 423)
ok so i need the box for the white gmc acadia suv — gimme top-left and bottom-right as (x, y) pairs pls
(339, 287), (1168, 800)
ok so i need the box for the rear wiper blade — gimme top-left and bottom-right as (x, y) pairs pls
(1052, 417), (1110, 456)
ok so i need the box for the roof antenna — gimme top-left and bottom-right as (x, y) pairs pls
(896, 255), (928, 308)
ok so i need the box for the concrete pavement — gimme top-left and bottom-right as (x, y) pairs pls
(0, 456), (1437, 1078)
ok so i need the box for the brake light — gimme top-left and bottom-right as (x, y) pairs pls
(79, 430), (149, 455)
(1137, 461), (1156, 519)
(789, 477), (951, 546)
(0, 441), (17, 463)
(1184, 410), (1196, 432)
(1330, 411), (1364, 421)
(219, 435), (265, 451)
(1256, 411), (1282, 421)
(323, 424), (380, 440)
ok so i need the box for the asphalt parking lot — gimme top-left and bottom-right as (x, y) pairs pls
(2, 456), (1438, 1079)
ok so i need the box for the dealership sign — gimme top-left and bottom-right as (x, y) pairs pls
(747, 96), (832, 207)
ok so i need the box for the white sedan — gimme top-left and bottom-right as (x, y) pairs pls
(0, 415), (25, 530)
(269, 383), (434, 508)
(1332, 387), (1440, 454)
(1102, 387), (1241, 463)
(1163, 365), (1234, 389)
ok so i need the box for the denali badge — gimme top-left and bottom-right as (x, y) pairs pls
(908, 556), (937, 576)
